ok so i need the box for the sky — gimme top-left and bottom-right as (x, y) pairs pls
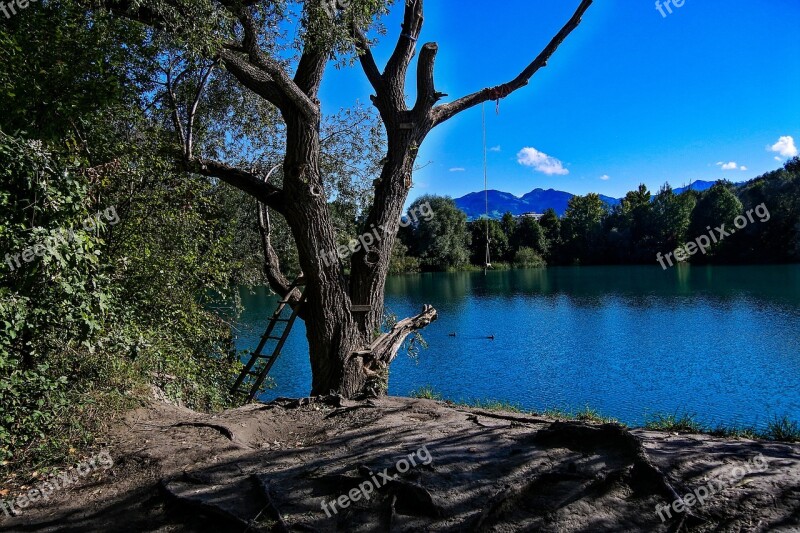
(317, 0), (800, 203)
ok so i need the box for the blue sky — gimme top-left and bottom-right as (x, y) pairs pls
(318, 0), (800, 202)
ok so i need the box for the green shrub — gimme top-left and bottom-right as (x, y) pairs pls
(514, 247), (546, 268)
(410, 385), (442, 401)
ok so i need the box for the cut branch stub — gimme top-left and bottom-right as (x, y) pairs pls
(355, 305), (438, 375)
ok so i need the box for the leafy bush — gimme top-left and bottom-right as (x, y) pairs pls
(514, 247), (546, 268)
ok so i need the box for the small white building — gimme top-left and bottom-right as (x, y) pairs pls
(518, 212), (544, 221)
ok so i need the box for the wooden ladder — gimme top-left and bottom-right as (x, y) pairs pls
(231, 276), (306, 404)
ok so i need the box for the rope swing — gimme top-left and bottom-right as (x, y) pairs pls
(482, 102), (492, 274)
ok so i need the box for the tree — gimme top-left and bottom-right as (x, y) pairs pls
(652, 184), (695, 256)
(89, 0), (594, 397)
(514, 247), (546, 268)
(562, 193), (607, 264)
(688, 182), (743, 259)
(538, 208), (561, 260)
(515, 217), (548, 258)
(411, 196), (471, 270)
(605, 184), (655, 262)
(469, 218), (508, 266)
(500, 212), (518, 258)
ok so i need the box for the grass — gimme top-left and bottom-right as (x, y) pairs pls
(408, 388), (800, 443)
(464, 399), (526, 413)
(645, 412), (800, 442)
(644, 413), (706, 433)
(408, 388), (618, 424)
(409, 385), (443, 401)
(763, 416), (800, 442)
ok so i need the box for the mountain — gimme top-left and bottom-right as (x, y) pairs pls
(673, 180), (716, 195)
(454, 180), (730, 220)
(454, 188), (619, 219)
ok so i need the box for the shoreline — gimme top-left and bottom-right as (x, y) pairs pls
(2, 395), (798, 532)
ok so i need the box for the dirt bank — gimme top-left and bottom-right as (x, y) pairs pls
(1, 396), (799, 532)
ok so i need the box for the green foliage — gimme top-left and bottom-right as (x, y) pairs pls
(0, 132), (112, 463)
(515, 217), (549, 257)
(409, 385), (442, 401)
(468, 218), (508, 265)
(466, 399), (525, 413)
(513, 247), (546, 269)
(407, 195), (471, 271)
(652, 184), (696, 254)
(561, 193), (607, 264)
(687, 182), (743, 259)
(644, 413), (705, 433)
(764, 416), (800, 442)
(388, 240), (421, 275)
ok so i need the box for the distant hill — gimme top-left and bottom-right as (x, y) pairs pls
(454, 180), (726, 220)
(673, 180), (716, 195)
(454, 187), (618, 219)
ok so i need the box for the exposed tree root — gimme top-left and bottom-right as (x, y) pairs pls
(170, 422), (238, 443)
(251, 474), (290, 533)
(159, 476), (264, 532)
(532, 422), (705, 527)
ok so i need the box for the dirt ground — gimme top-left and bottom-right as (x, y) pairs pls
(1, 395), (799, 532)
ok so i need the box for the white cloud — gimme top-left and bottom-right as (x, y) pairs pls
(768, 136), (798, 158)
(489, 146), (502, 152)
(516, 147), (569, 176)
(775, 156), (783, 162)
(600, 174), (610, 181)
(449, 167), (466, 172)
(740, 166), (748, 171)
(717, 161), (738, 171)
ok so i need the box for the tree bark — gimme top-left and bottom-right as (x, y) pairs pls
(95, 0), (593, 399)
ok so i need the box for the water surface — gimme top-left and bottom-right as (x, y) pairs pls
(236, 265), (800, 428)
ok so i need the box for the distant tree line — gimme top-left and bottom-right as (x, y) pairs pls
(390, 158), (800, 272)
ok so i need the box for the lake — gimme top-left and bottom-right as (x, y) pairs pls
(236, 265), (800, 429)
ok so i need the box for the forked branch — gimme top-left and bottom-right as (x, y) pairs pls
(431, 0), (593, 126)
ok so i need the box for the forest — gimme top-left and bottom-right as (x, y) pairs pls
(391, 162), (800, 272)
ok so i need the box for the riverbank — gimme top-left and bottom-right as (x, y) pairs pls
(2, 395), (798, 532)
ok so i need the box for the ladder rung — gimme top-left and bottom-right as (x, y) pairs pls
(247, 371), (262, 377)
(262, 335), (283, 341)
(272, 318), (291, 322)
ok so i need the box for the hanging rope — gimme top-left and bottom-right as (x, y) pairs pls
(487, 83), (512, 114)
(482, 102), (492, 273)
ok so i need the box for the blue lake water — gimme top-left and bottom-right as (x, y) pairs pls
(236, 265), (800, 428)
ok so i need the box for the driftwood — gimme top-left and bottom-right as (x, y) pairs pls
(353, 305), (438, 378)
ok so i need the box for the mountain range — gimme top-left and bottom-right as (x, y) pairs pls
(453, 180), (719, 219)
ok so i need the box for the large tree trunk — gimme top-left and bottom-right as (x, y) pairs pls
(105, 0), (593, 399)
(280, 112), (436, 397)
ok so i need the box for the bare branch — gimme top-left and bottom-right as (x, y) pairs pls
(221, 1), (319, 119)
(431, 0), (593, 126)
(186, 158), (285, 214)
(354, 305), (438, 372)
(350, 24), (384, 95)
(186, 61), (217, 159)
(219, 49), (290, 111)
(164, 66), (187, 151)
(412, 42), (447, 116)
(383, 0), (424, 92)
